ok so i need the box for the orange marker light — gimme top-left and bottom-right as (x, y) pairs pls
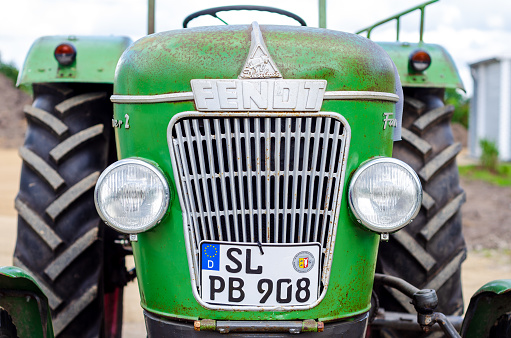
(54, 43), (76, 66)
(409, 50), (431, 72)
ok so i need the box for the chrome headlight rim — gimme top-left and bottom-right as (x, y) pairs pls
(94, 158), (170, 234)
(348, 157), (422, 233)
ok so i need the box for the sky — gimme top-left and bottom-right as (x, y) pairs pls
(1, 0), (511, 96)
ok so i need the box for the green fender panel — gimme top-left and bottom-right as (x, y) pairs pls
(17, 35), (132, 86)
(377, 41), (464, 90)
(460, 279), (511, 338)
(0, 266), (54, 338)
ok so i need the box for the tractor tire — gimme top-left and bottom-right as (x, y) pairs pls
(0, 308), (17, 338)
(13, 83), (125, 338)
(376, 88), (467, 320)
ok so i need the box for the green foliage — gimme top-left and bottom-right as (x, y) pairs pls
(458, 140), (510, 185)
(480, 139), (499, 172)
(445, 88), (469, 128)
(0, 53), (19, 85)
(459, 164), (511, 186)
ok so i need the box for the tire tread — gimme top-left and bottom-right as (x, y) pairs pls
(14, 84), (119, 337)
(19, 146), (65, 191)
(377, 89), (467, 322)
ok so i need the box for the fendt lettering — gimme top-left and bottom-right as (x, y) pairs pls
(191, 79), (326, 111)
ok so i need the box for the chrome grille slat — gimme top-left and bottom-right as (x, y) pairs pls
(265, 118), (272, 243)
(189, 120), (215, 239)
(298, 118), (312, 243)
(204, 119), (224, 241)
(169, 112), (350, 295)
(177, 123), (207, 242)
(313, 118), (332, 242)
(234, 121), (247, 242)
(274, 118), (282, 243)
(254, 119), (262, 243)
(320, 123), (342, 247)
(224, 119), (241, 242)
(305, 117), (323, 242)
(243, 118), (255, 242)
(213, 119), (232, 241)
(290, 118), (302, 242)
(282, 118), (292, 242)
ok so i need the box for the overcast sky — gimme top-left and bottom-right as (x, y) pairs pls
(1, 0), (510, 95)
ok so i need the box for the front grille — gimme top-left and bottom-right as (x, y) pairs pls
(169, 112), (350, 291)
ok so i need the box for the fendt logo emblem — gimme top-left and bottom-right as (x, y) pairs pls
(192, 79), (326, 111)
(191, 22), (326, 112)
(240, 54), (278, 79)
(238, 22), (281, 79)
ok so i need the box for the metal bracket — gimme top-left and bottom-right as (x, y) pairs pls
(193, 319), (324, 333)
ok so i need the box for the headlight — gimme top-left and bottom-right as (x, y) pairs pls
(94, 158), (170, 233)
(348, 158), (422, 233)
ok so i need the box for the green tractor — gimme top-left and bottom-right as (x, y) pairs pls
(2, 2), (511, 337)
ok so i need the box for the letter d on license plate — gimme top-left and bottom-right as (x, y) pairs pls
(200, 241), (321, 307)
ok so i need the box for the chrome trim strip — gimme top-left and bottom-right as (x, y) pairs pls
(111, 91), (399, 104)
(111, 92), (194, 103)
(324, 91), (400, 102)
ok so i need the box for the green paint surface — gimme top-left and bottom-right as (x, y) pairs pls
(115, 25), (396, 95)
(378, 41), (464, 90)
(114, 25), (397, 321)
(0, 266), (54, 338)
(461, 279), (511, 338)
(17, 35), (132, 86)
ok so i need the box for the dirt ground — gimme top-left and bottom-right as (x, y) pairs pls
(461, 176), (511, 250)
(1, 74), (511, 335)
(0, 75), (30, 148)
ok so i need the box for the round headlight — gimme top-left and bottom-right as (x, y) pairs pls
(348, 158), (422, 233)
(94, 159), (170, 233)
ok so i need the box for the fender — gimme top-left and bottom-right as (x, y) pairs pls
(378, 42), (464, 90)
(17, 35), (132, 86)
(460, 279), (511, 338)
(0, 266), (54, 338)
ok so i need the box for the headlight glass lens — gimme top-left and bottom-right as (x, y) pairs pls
(94, 159), (169, 233)
(349, 158), (422, 233)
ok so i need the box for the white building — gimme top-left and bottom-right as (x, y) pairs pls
(469, 57), (511, 161)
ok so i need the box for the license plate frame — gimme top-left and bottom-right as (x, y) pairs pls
(200, 241), (321, 307)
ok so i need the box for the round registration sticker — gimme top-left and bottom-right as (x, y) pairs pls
(292, 251), (315, 273)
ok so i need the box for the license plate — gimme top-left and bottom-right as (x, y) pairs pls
(200, 241), (321, 306)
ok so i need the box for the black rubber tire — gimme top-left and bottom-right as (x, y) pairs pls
(0, 308), (17, 338)
(490, 313), (511, 338)
(376, 88), (467, 319)
(13, 83), (123, 338)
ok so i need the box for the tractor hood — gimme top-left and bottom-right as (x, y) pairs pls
(114, 24), (397, 96)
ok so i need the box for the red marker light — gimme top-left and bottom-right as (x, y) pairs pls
(409, 50), (431, 72)
(54, 43), (76, 66)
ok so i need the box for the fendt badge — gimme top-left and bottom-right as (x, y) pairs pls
(192, 79), (326, 111)
(191, 22), (326, 112)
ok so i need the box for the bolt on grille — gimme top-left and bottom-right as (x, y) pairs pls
(169, 112), (350, 290)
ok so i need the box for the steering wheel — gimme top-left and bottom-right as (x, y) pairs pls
(183, 5), (307, 28)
